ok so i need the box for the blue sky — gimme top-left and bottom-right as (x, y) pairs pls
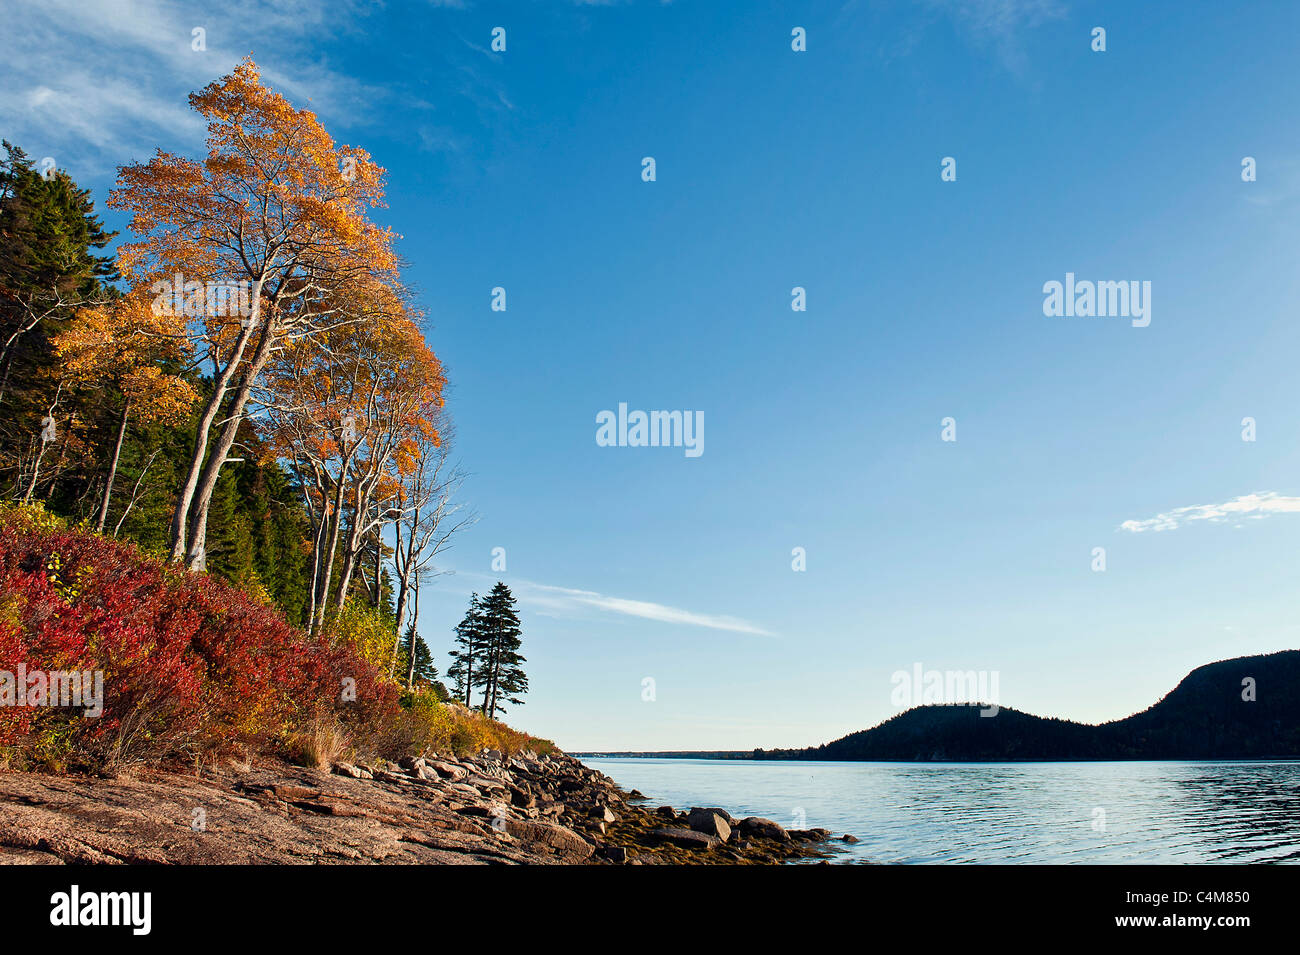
(4, 1), (1299, 750)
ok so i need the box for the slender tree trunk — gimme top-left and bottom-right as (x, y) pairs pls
(185, 315), (275, 571)
(42, 414), (74, 502)
(305, 495), (327, 635)
(482, 626), (498, 718)
(405, 629), (417, 691)
(463, 649), (475, 709)
(169, 278), (264, 562)
(114, 447), (159, 537)
(372, 511), (383, 607)
(21, 442), (45, 504)
(22, 386), (63, 503)
(0, 351), (13, 408)
(311, 476), (349, 634)
(391, 517), (416, 662)
(95, 399), (130, 533)
(393, 577), (410, 654)
(334, 503), (366, 623)
(489, 650), (501, 719)
(405, 584), (421, 690)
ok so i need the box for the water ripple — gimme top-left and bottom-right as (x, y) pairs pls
(582, 758), (1300, 864)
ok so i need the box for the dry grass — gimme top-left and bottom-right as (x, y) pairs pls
(286, 715), (354, 770)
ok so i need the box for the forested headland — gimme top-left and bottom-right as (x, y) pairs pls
(0, 59), (543, 773)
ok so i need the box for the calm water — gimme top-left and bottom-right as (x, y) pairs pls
(581, 758), (1300, 864)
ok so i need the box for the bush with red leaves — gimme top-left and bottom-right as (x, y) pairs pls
(0, 513), (399, 769)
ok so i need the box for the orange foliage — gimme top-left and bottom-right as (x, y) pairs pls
(55, 291), (196, 426)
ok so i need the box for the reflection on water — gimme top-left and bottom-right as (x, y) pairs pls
(581, 758), (1300, 863)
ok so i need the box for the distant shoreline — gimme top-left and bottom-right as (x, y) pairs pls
(577, 753), (1300, 762)
(579, 650), (1300, 764)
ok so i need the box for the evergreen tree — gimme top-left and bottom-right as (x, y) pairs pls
(0, 142), (116, 498)
(446, 593), (483, 707)
(476, 581), (528, 718)
(398, 622), (447, 699)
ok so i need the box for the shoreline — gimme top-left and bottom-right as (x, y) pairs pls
(580, 753), (1300, 763)
(0, 750), (855, 865)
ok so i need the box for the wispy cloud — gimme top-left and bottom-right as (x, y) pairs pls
(452, 573), (774, 636)
(923, 0), (1067, 73)
(1119, 491), (1300, 533)
(0, 0), (382, 176)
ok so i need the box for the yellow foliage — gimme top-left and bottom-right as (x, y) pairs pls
(0, 502), (66, 533)
(235, 572), (275, 609)
(325, 599), (400, 685)
(383, 690), (557, 760)
(54, 294), (197, 427)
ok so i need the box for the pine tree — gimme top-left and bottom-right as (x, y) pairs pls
(446, 593), (484, 708)
(399, 621), (445, 698)
(477, 581), (528, 719)
(0, 141), (117, 498)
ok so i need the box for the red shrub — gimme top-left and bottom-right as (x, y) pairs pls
(0, 520), (398, 768)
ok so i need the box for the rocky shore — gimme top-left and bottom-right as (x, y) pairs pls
(0, 750), (855, 865)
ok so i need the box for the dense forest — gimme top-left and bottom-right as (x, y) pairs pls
(0, 59), (539, 771)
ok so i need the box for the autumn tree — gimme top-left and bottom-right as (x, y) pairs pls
(330, 315), (445, 631)
(261, 291), (446, 634)
(109, 57), (398, 570)
(389, 411), (474, 687)
(54, 291), (196, 531)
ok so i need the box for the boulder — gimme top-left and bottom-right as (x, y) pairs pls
(652, 827), (719, 850)
(503, 819), (594, 860)
(690, 806), (737, 825)
(428, 760), (467, 782)
(590, 806), (617, 824)
(331, 762), (363, 779)
(738, 817), (790, 842)
(687, 808), (732, 842)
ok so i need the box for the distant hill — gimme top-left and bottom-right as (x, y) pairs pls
(758, 651), (1300, 761)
